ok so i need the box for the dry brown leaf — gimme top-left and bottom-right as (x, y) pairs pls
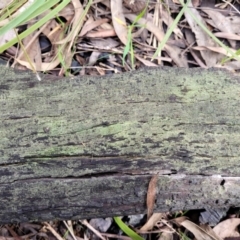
(0, 0), (35, 27)
(56, 0), (84, 45)
(96, 66), (106, 75)
(216, 61), (240, 71)
(43, 222), (64, 240)
(189, 49), (207, 68)
(16, 58), (60, 71)
(63, 221), (78, 240)
(140, 213), (165, 231)
(42, 3), (74, 71)
(201, 225), (222, 240)
(148, 3), (163, 65)
(226, 16), (240, 33)
(81, 220), (106, 240)
(111, 0), (128, 45)
(151, 4), (161, 44)
(184, 28), (207, 67)
(213, 218), (240, 239)
(12, 21), (48, 68)
(47, 0), (83, 73)
(80, 18), (110, 37)
(4, 226), (21, 240)
(161, 8), (183, 39)
(0, 234), (36, 240)
(15, 17), (68, 71)
(215, 1), (238, 10)
(125, 14), (188, 67)
(124, 0), (148, 44)
(192, 0), (201, 7)
(214, 32), (240, 41)
(13, 7), (69, 71)
(58, 3), (75, 22)
(90, 38), (119, 49)
(123, 0), (146, 13)
(100, 21), (114, 30)
(21, 30), (42, 70)
(0, 0), (10, 9)
(147, 174), (158, 220)
(184, 1), (221, 67)
(158, 231), (173, 240)
(43, 19), (65, 43)
(174, 217), (222, 240)
(86, 29), (116, 38)
(88, 51), (101, 66)
(42, 18), (67, 70)
(193, 45), (237, 57)
(0, 29), (17, 49)
(171, 216), (187, 226)
(135, 55), (160, 66)
(75, 54), (86, 66)
(203, 9), (236, 48)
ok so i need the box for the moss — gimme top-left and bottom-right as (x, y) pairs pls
(1, 66), (240, 176)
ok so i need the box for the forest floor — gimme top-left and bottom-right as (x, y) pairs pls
(0, 0), (240, 239)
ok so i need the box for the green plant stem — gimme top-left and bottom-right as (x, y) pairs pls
(152, 0), (190, 61)
(114, 217), (144, 240)
(178, 0), (240, 63)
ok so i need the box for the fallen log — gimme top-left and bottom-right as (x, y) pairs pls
(0, 66), (240, 223)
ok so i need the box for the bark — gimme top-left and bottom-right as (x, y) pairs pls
(0, 66), (240, 223)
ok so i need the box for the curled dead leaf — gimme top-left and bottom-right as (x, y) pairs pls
(174, 217), (222, 240)
(111, 0), (128, 45)
(213, 218), (240, 239)
(140, 213), (165, 231)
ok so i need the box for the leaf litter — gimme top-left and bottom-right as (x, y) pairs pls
(0, 0), (240, 74)
(1, 0), (240, 239)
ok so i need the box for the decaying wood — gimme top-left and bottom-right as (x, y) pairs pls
(0, 66), (240, 223)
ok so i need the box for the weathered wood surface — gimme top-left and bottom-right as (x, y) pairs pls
(1, 66), (240, 223)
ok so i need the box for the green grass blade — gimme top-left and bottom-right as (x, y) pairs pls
(0, 0), (47, 36)
(152, 0), (190, 61)
(114, 217), (144, 240)
(130, 38), (134, 68)
(222, 48), (240, 63)
(122, 1), (148, 67)
(0, 0), (71, 53)
(19, 0), (61, 26)
(131, 1), (148, 26)
(0, 0), (27, 21)
(122, 30), (131, 66)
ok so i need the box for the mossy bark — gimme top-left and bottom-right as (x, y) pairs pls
(0, 66), (240, 223)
